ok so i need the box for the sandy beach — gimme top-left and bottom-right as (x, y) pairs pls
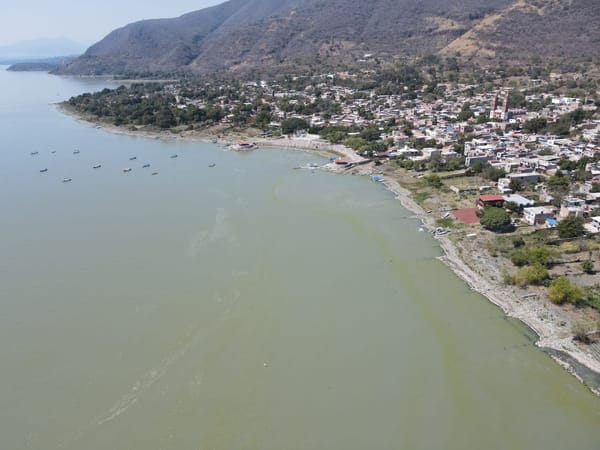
(58, 104), (600, 394)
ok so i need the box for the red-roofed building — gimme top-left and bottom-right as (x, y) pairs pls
(477, 195), (504, 210)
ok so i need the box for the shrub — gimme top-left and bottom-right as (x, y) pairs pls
(512, 236), (525, 248)
(485, 242), (497, 257)
(581, 260), (594, 274)
(436, 217), (454, 228)
(424, 174), (443, 189)
(572, 322), (592, 344)
(527, 246), (558, 267)
(513, 263), (549, 287)
(509, 249), (530, 266)
(548, 277), (584, 305)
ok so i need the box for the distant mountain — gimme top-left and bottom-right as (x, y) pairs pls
(6, 56), (78, 72)
(57, 0), (600, 76)
(0, 37), (86, 62)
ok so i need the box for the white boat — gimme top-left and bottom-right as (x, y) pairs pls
(93, 164), (101, 169)
(63, 178), (72, 182)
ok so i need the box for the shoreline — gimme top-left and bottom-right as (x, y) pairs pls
(58, 104), (600, 395)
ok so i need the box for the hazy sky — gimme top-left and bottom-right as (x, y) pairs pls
(0, 0), (224, 46)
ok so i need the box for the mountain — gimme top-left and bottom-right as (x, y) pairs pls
(58, 0), (600, 76)
(0, 37), (86, 62)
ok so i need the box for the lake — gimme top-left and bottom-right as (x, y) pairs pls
(1, 68), (599, 450)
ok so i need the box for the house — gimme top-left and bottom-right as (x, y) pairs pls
(559, 197), (586, 219)
(586, 216), (600, 234)
(477, 195), (504, 210)
(523, 206), (556, 226)
(503, 194), (535, 208)
(507, 172), (542, 184)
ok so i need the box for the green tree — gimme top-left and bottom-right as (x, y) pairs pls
(547, 170), (570, 193)
(509, 178), (524, 192)
(281, 118), (309, 135)
(557, 216), (585, 239)
(522, 117), (547, 134)
(457, 102), (474, 122)
(480, 207), (512, 232)
(156, 107), (176, 129)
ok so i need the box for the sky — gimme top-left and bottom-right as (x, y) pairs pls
(0, 0), (224, 47)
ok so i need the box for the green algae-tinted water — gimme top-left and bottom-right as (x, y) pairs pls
(1, 68), (599, 450)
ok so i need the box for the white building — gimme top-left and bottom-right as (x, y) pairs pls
(523, 206), (556, 226)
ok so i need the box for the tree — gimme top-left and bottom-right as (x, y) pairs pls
(484, 165), (506, 182)
(557, 216), (585, 239)
(281, 118), (309, 135)
(548, 277), (584, 305)
(547, 170), (570, 193)
(509, 178), (524, 192)
(457, 102), (474, 122)
(480, 207), (512, 232)
(522, 117), (547, 134)
(156, 107), (176, 129)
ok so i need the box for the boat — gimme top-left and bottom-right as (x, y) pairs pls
(151, 172), (159, 176)
(129, 156), (137, 160)
(73, 149), (80, 154)
(93, 164), (101, 169)
(170, 154), (178, 159)
(39, 168), (48, 173)
(51, 151), (56, 154)
(123, 168), (132, 173)
(208, 163), (216, 168)
(142, 164), (151, 168)
(371, 175), (384, 182)
(230, 142), (256, 151)
(30, 151), (39, 155)
(62, 178), (72, 182)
